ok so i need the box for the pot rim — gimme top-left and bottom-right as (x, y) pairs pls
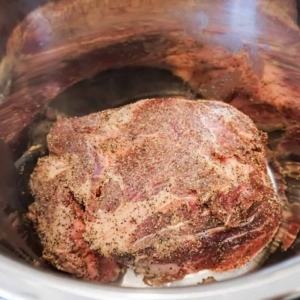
(0, 252), (300, 300)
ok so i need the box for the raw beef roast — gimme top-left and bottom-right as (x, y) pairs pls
(28, 156), (121, 283)
(29, 98), (282, 285)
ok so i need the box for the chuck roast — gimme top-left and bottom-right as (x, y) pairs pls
(29, 98), (282, 285)
(28, 155), (121, 283)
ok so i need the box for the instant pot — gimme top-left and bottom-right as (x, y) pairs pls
(0, 0), (300, 299)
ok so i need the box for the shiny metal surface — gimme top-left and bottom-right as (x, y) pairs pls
(0, 0), (300, 299)
(1, 254), (300, 299)
(1, 0), (300, 150)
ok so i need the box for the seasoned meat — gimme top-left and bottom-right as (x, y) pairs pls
(30, 98), (282, 285)
(28, 155), (121, 282)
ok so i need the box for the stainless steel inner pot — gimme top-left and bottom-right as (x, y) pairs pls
(0, 1), (300, 299)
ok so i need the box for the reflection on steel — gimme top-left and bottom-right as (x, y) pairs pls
(0, 0), (299, 299)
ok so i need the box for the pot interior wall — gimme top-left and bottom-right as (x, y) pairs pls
(0, 0), (300, 291)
